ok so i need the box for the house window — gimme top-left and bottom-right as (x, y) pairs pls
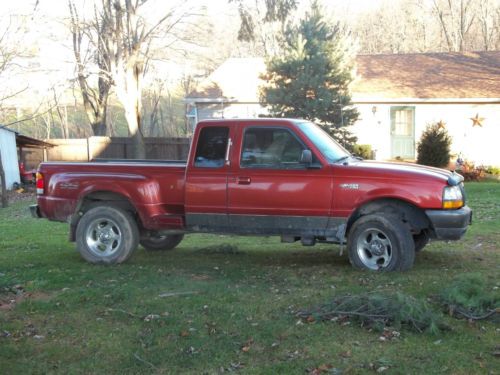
(390, 106), (415, 159)
(393, 108), (414, 136)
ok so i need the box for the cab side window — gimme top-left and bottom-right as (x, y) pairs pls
(241, 128), (306, 169)
(194, 127), (229, 168)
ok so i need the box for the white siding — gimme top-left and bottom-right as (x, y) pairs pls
(0, 128), (21, 189)
(191, 100), (500, 167)
(351, 103), (500, 166)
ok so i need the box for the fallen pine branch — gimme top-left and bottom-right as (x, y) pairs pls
(439, 273), (499, 322)
(297, 292), (448, 334)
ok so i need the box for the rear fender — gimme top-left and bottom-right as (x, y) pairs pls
(68, 178), (161, 241)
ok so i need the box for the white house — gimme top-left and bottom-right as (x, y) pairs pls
(0, 126), (21, 189)
(185, 52), (500, 167)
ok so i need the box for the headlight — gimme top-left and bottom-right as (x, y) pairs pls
(442, 185), (463, 209)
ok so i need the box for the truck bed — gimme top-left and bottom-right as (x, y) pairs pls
(36, 160), (187, 229)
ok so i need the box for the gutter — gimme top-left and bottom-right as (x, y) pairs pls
(351, 97), (500, 105)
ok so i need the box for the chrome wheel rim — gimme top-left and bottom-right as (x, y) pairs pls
(356, 228), (393, 270)
(85, 218), (122, 257)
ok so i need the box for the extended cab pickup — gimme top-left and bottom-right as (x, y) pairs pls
(31, 119), (472, 271)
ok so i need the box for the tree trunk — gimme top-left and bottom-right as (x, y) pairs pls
(125, 107), (146, 159)
(117, 63), (146, 159)
(91, 110), (107, 136)
(0, 151), (8, 208)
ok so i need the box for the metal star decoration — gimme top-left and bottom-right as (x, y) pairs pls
(470, 113), (484, 127)
(437, 120), (446, 129)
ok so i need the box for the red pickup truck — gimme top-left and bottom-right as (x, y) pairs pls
(31, 118), (472, 271)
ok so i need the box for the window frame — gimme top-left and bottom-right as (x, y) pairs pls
(390, 106), (415, 137)
(239, 126), (317, 170)
(193, 125), (230, 169)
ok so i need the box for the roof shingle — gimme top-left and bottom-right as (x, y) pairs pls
(186, 52), (500, 102)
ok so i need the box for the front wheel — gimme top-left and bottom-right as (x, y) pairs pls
(347, 214), (415, 271)
(75, 205), (139, 264)
(140, 233), (184, 251)
(413, 231), (430, 252)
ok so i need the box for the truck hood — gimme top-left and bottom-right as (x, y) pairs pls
(346, 159), (463, 185)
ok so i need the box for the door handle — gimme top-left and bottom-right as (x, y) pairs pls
(236, 176), (251, 185)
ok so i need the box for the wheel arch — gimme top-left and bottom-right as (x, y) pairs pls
(346, 198), (430, 237)
(69, 190), (140, 241)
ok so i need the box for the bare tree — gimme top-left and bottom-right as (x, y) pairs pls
(143, 78), (165, 137)
(229, 0), (298, 56)
(349, 0), (499, 54)
(0, 15), (30, 118)
(432, 0), (477, 52)
(100, 0), (193, 158)
(477, 0), (500, 50)
(69, 1), (112, 136)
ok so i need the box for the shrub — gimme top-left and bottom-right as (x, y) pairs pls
(484, 165), (500, 175)
(455, 161), (485, 182)
(417, 123), (452, 168)
(352, 144), (373, 159)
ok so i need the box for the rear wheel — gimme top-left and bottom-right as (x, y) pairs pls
(140, 233), (184, 251)
(76, 205), (139, 264)
(347, 214), (415, 271)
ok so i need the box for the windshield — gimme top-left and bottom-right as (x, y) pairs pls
(297, 121), (350, 163)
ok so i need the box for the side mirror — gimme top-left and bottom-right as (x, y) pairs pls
(300, 149), (312, 164)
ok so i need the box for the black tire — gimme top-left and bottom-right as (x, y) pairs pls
(75, 205), (139, 264)
(347, 214), (415, 271)
(140, 233), (184, 251)
(413, 231), (430, 252)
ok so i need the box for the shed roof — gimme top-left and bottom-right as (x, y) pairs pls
(0, 126), (53, 148)
(16, 134), (54, 149)
(0, 125), (17, 134)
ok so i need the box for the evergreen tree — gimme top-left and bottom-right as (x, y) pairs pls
(260, 1), (359, 151)
(417, 123), (452, 168)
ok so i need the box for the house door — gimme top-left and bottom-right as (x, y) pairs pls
(390, 106), (415, 159)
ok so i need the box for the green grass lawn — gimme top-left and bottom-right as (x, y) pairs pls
(1, 182), (499, 374)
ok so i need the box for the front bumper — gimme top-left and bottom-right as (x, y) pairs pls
(30, 204), (42, 218)
(425, 206), (472, 241)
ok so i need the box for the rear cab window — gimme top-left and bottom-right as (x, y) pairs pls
(194, 126), (229, 168)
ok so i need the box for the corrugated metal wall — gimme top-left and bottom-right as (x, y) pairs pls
(0, 128), (21, 189)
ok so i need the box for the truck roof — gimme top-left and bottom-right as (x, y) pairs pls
(196, 118), (306, 126)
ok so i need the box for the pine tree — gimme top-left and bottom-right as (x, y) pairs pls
(417, 123), (452, 168)
(260, 1), (359, 151)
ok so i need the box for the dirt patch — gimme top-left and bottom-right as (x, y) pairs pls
(0, 285), (53, 310)
(4, 185), (36, 205)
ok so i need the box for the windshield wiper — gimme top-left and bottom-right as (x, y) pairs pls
(334, 155), (351, 164)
